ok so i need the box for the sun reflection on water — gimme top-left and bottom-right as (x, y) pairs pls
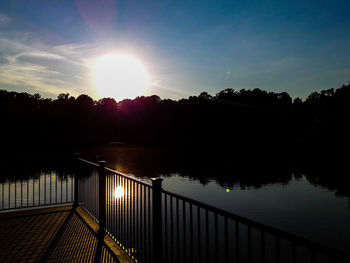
(114, 186), (125, 199)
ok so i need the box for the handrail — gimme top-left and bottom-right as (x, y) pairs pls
(77, 158), (100, 168)
(162, 188), (350, 259)
(77, 157), (350, 263)
(104, 167), (152, 188)
(78, 158), (152, 188)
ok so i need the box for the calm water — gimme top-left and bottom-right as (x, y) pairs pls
(1, 145), (349, 254)
(159, 174), (350, 253)
(89, 145), (350, 253)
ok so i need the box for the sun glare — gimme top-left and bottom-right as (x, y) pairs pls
(114, 186), (125, 199)
(94, 53), (150, 101)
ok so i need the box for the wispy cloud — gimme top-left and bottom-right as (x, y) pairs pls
(0, 13), (11, 26)
(0, 32), (98, 97)
(0, 31), (179, 99)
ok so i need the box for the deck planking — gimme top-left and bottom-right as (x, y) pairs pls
(0, 205), (132, 263)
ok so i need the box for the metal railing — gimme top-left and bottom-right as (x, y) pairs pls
(0, 172), (74, 211)
(1, 157), (349, 263)
(76, 158), (350, 263)
(78, 158), (155, 263)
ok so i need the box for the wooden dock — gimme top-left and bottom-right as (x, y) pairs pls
(0, 205), (132, 263)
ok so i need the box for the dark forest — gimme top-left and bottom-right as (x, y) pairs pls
(1, 84), (350, 203)
(1, 83), (350, 162)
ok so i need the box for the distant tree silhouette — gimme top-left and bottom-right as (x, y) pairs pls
(0, 83), (349, 165)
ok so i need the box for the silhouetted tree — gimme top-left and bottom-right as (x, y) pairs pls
(0, 83), (349, 165)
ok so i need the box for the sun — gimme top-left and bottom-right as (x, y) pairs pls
(93, 53), (150, 101)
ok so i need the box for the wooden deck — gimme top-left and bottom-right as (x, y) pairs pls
(0, 205), (132, 263)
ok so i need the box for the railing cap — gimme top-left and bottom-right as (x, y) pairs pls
(151, 177), (163, 188)
(151, 177), (163, 182)
(98, 160), (107, 167)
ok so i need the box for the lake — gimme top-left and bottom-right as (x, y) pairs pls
(1, 144), (349, 254)
(83, 144), (350, 253)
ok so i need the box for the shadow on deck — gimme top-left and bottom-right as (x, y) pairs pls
(0, 205), (132, 263)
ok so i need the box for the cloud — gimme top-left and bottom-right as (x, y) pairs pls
(0, 14), (11, 25)
(0, 32), (98, 97)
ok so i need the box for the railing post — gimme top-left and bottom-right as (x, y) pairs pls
(98, 160), (107, 236)
(151, 178), (163, 263)
(73, 153), (80, 208)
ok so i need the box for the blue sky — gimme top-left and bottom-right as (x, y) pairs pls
(0, 0), (350, 100)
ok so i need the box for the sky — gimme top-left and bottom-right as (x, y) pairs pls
(0, 0), (350, 101)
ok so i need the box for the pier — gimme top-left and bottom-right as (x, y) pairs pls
(0, 157), (349, 263)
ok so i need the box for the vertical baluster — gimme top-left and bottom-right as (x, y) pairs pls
(140, 184), (143, 261)
(110, 175), (113, 238)
(311, 249), (316, 263)
(148, 187), (151, 263)
(70, 174), (73, 203)
(139, 183), (142, 261)
(55, 173), (57, 204)
(2, 183), (4, 209)
(44, 173), (46, 205)
(61, 174), (63, 203)
(248, 225), (252, 263)
(21, 178), (23, 208)
(261, 231), (265, 263)
(39, 175), (40, 205)
(99, 161), (106, 236)
(125, 178), (128, 254)
(124, 177), (127, 252)
(206, 210), (209, 263)
(170, 196), (174, 263)
(116, 176), (119, 242)
(33, 177), (35, 206)
(14, 177), (16, 208)
(236, 221), (239, 263)
(127, 179), (130, 256)
(111, 175), (113, 236)
(130, 180), (133, 256)
(27, 179), (29, 207)
(292, 242), (296, 263)
(66, 174), (68, 202)
(109, 176), (111, 234)
(151, 178), (163, 263)
(189, 203), (193, 263)
(198, 206), (201, 263)
(73, 166), (79, 208)
(275, 237), (280, 263)
(176, 198), (179, 263)
(183, 200), (187, 263)
(50, 173), (52, 204)
(106, 176), (109, 234)
(215, 214), (218, 262)
(113, 175), (116, 239)
(143, 185), (147, 262)
(224, 217), (228, 263)
(133, 181), (136, 257)
(164, 194), (168, 263)
(113, 176), (116, 240)
(95, 170), (97, 218)
(108, 175), (111, 234)
(119, 176), (123, 245)
(8, 179), (10, 209)
(136, 182), (140, 261)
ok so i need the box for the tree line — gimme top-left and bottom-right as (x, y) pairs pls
(0, 83), (349, 165)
